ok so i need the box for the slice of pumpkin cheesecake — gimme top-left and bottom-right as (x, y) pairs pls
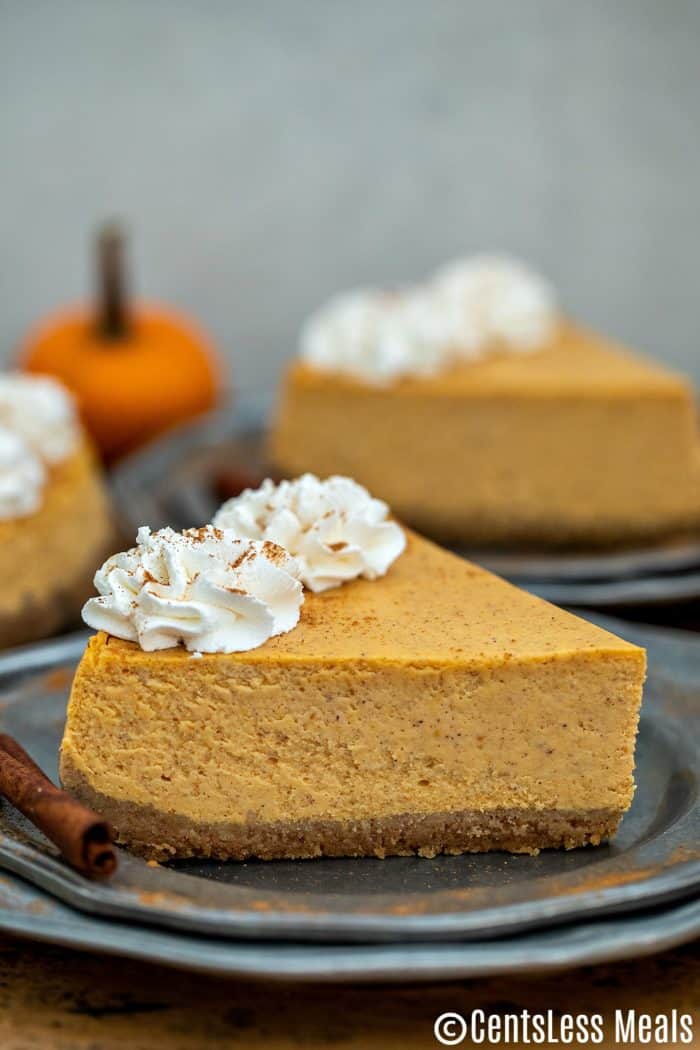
(270, 256), (700, 547)
(0, 373), (113, 649)
(60, 476), (645, 862)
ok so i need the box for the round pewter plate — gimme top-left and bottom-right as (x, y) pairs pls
(110, 396), (700, 608)
(0, 617), (698, 945)
(0, 867), (697, 981)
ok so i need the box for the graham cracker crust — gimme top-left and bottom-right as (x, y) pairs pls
(60, 758), (622, 862)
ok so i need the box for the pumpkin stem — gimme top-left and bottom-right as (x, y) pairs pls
(96, 222), (129, 340)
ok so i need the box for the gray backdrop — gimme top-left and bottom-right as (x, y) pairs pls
(2, 0), (699, 389)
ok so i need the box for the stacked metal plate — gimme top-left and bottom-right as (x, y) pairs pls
(0, 400), (697, 981)
(0, 617), (698, 980)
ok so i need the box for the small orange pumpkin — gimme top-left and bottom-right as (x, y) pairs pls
(20, 225), (222, 461)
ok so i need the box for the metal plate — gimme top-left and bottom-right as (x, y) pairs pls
(0, 617), (698, 944)
(0, 866), (697, 982)
(110, 397), (700, 608)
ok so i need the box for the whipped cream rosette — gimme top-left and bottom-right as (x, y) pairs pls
(299, 255), (558, 383)
(431, 255), (557, 353)
(82, 525), (303, 653)
(213, 474), (406, 593)
(0, 426), (47, 520)
(0, 373), (79, 465)
(300, 289), (456, 384)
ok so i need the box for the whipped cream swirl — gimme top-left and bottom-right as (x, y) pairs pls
(300, 289), (455, 384)
(432, 256), (557, 354)
(82, 526), (304, 653)
(0, 426), (46, 520)
(0, 373), (79, 465)
(213, 474), (406, 593)
(300, 256), (558, 383)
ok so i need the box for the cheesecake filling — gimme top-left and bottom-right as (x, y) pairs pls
(60, 634), (644, 862)
(213, 473), (406, 592)
(300, 255), (558, 383)
(82, 525), (304, 654)
(0, 426), (46, 520)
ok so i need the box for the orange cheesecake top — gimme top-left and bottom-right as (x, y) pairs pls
(89, 531), (643, 669)
(288, 321), (690, 400)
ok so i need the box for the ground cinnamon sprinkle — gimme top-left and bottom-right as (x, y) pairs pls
(230, 546), (257, 570)
(261, 540), (288, 565)
(185, 526), (224, 543)
(559, 868), (657, 895)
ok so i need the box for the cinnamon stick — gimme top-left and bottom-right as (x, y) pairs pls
(0, 734), (117, 880)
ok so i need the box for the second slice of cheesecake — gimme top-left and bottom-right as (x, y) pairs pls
(271, 257), (700, 548)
